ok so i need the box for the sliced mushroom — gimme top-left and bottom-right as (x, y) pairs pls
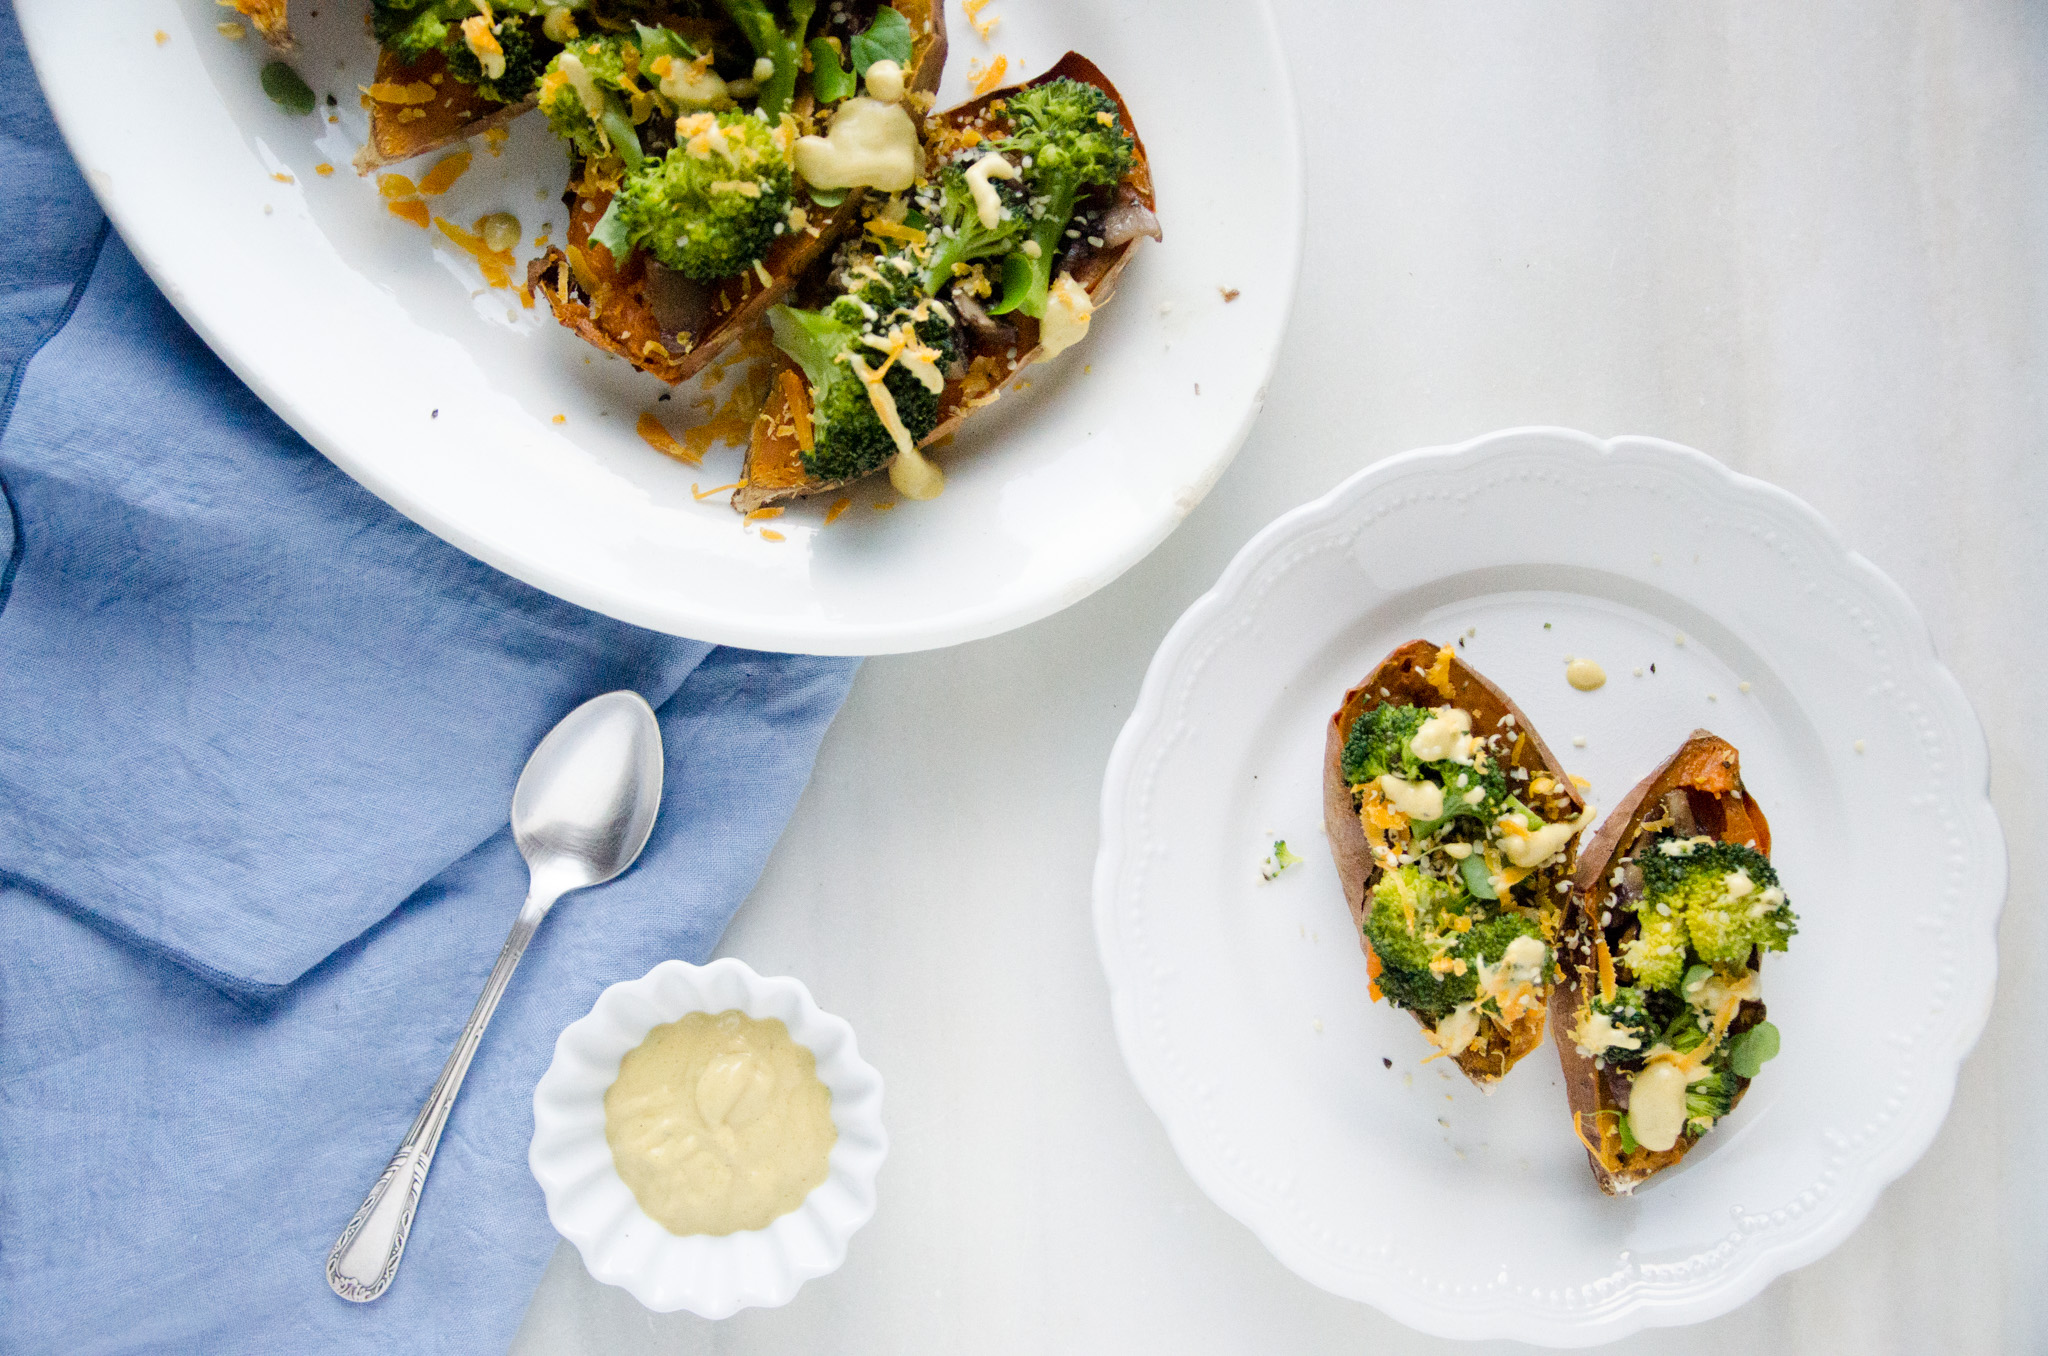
(1099, 185), (1163, 247)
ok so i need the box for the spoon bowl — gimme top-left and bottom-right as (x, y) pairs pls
(513, 691), (664, 893)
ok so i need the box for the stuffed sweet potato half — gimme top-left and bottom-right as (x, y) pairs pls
(733, 51), (1160, 511)
(524, 0), (947, 385)
(1551, 730), (1794, 1194)
(1322, 641), (1596, 1085)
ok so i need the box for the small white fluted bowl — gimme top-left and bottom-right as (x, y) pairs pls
(530, 958), (886, 1317)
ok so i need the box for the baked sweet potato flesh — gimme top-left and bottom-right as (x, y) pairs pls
(1321, 641), (1586, 1085)
(526, 0), (947, 388)
(356, 48), (535, 174)
(1550, 729), (1773, 1194)
(733, 50), (1160, 512)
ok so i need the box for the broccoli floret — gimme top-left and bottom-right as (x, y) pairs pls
(710, 0), (817, 120)
(841, 250), (957, 358)
(1260, 840), (1303, 882)
(767, 254), (952, 481)
(919, 161), (1032, 295)
(1642, 838), (1797, 968)
(611, 113), (793, 279)
(1374, 960), (1472, 1021)
(1619, 903), (1689, 991)
(1362, 867), (1465, 974)
(538, 37), (631, 158)
(987, 78), (1136, 320)
(1362, 867), (1543, 1020)
(371, 0), (453, 63)
(1422, 758), (1512, 830)
(1376, 907), (1545, 1020)
(1341, 703), (1426, 785)
(539, 27), (703, 163)
(1585, 985), (1657, 1068)
(1685, 1060), (1739, 1133)
(537, 32), (681, 163)
(1461, 912), (1544, 973)
(444, 15), (548, 103)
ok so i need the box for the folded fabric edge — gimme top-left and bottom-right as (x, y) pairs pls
(0, 865), (295, 1010)
(0, 220), (108, 618)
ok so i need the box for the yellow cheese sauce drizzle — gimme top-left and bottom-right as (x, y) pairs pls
(604, 1010), (836, 1236)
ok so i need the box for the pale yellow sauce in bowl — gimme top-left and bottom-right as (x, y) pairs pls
(529, 958), (887, 1317)
(604, 1010), (836, 1236)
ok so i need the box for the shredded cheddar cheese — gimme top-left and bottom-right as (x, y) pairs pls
(744, 507), (784, 522)
(432, 216), (514, 289)
(387, 199), (431, 228)
(637, 411), (697, 464)
(962, 0), (1000, 39)
(417, 151), (472, 197)
(865, 218), (928, 246)
(966, 55), (1009, 97)
(682, 418), (755, 462)
(365, 81), (436, 105)
(1423, 646), (1457, 700)
(824, 497), (852, 524)
(759, 529), (786, 542)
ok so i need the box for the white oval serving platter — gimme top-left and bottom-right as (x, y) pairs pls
(17, 0), (1300, 654)
(1093, 428), (2004, 1345)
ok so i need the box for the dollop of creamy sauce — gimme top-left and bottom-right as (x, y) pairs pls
(1565, 657), (1606, 691)
(1626, 1056), (1694, 1152)
(963, 153), (1018, 228)
(542, 5), (579, 43)
(1409, 706), (1474, 763)
(1499, 801), (1599, 868)
(1572, 1007), (1642, 1057)
(604, 1010), (835, 1237)
(888, 442), (946, 499)
(794, 98), (921, 191)
(1374, 773), (1444, 822)
(1037, 274), (1095, 358)
(1429, 1003), (1482, 1057)
(862, 58), (906, 103)
(658, 53), (728, 108)
(556, 50), (604, 120)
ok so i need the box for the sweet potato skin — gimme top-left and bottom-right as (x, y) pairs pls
(355, 49), (535, 174)
(1322, 641), (1585, 1085)
(1550, 729), (1772, 1194)
(527, 0), (947, 387)
(734, 50), (1159, 511)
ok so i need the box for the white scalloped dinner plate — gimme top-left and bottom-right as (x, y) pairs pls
(1093, 429), (2004, 1345)
(17, 0), (1299, 654)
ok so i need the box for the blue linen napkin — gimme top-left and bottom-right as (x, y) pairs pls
(0, 14), (859, 1351)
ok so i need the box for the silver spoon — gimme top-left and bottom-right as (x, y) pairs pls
(326, 690), (665, 1303)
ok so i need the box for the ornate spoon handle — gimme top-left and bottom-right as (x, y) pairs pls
(325, 888), (554, 1302)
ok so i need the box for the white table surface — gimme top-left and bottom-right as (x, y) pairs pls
(512, 3), (2048, 1351)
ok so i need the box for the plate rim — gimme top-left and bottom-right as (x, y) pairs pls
(17, 0), (1306, 655)
(1091, 425), (2006, 1344)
